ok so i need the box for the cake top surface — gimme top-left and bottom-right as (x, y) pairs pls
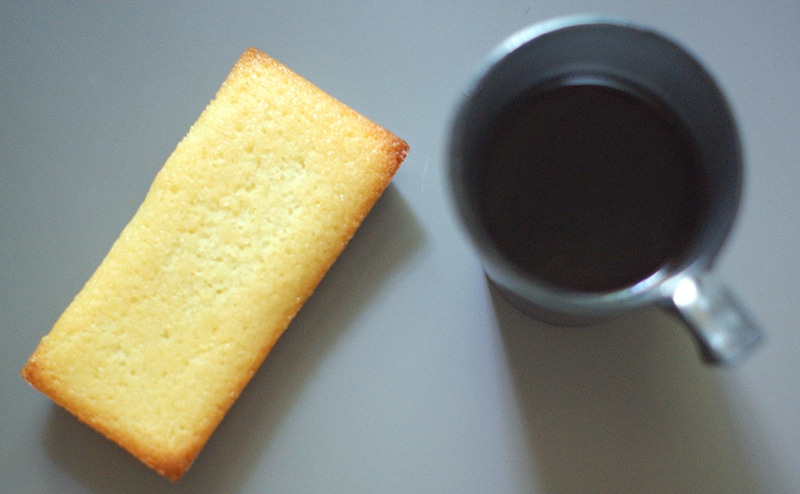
(22, 47), (407, 481)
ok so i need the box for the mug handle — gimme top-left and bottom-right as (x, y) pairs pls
(663, 273), (763, 365)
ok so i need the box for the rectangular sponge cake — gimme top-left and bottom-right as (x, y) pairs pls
(22, 47), (408, 481)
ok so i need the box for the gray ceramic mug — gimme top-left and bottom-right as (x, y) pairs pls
(448, 16), (762, 364)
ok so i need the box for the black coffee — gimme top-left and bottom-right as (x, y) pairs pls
(478, 82), (707, 292)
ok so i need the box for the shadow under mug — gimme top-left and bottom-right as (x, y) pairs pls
(448, 16), (762, 364)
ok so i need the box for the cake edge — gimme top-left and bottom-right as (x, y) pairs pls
(21, 47), (409, 482)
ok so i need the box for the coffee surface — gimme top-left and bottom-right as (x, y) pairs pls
(479, 82), (706, 292)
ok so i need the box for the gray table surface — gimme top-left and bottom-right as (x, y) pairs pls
(2, 2), (798, 493)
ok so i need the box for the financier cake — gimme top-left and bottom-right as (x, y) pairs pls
(22, 47), (408, 481)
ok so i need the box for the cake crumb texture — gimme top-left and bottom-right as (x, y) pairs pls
(21, 47), (408, 481)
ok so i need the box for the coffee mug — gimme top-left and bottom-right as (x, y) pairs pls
(448, 16), (762, 364)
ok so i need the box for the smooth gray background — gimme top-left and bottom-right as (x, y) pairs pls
(2, 2), (798, 493)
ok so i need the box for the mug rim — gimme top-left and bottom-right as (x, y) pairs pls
(448, 15), (742, 320)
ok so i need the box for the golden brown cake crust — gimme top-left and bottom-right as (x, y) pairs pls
(22, 47), (407, 481)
